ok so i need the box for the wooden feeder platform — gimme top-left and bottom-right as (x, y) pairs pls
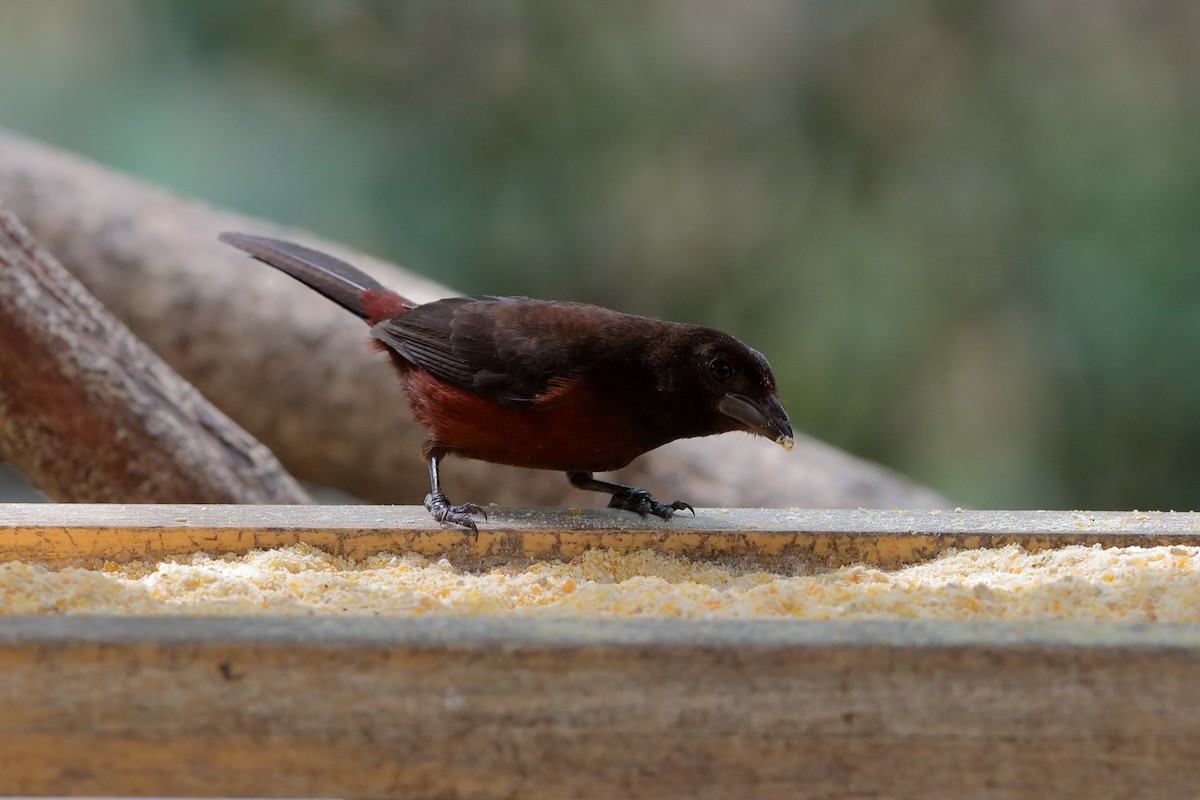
(3, 504), (1200, 799)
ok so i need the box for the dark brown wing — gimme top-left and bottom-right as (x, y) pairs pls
(371, 296), (614, 408)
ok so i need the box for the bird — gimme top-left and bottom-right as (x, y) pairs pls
(220, 233), (794, 531)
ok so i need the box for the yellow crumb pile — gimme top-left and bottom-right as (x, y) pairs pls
(2, 543), (1199, 620)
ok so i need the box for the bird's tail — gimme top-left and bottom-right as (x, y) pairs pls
(219, 232), (414, 322)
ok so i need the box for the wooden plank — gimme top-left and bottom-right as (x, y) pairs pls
(4, 507), (1200, 797)
(1, 615), (1198, 799)
(3, 503), (1200, 568)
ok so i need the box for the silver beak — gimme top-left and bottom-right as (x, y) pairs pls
(717, 393), (794, 451)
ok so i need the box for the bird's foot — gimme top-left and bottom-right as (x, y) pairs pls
(425, 492), (487, 532)
(607, 488), (695, 520)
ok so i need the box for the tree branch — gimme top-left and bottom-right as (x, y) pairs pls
(0, 204), (309, 504)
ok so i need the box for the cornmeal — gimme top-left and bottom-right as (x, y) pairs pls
(2, 543), (1197, 620)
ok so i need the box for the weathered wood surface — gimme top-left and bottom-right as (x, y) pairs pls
(2, 504), (1199, 569)
(1, 616), (1199, 799)
(3, 506), (1200, 797)
(0, 205), (309, 504)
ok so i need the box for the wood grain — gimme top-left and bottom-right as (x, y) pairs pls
(0, 205), (308, 504)
(4, 505), (1200, 797)
(3, 503), (1198, 569)
(1, 616), (1198, 799)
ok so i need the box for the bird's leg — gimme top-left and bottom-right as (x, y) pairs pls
(566, 472), (695, 520)
(425, 452), (486, 532)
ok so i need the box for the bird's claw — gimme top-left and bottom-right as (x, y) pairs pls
(425, 492), (487, 532)
(608, 489), (695, 520)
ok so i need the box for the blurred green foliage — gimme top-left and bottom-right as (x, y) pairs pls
(1, 0), (1198, 510)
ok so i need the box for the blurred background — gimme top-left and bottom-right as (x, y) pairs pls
(0, 0), (1198, 510)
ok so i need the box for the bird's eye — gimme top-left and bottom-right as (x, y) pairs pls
(709, 357), (734, 383)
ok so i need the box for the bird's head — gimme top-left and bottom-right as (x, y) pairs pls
(650, 327), (794, 451)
